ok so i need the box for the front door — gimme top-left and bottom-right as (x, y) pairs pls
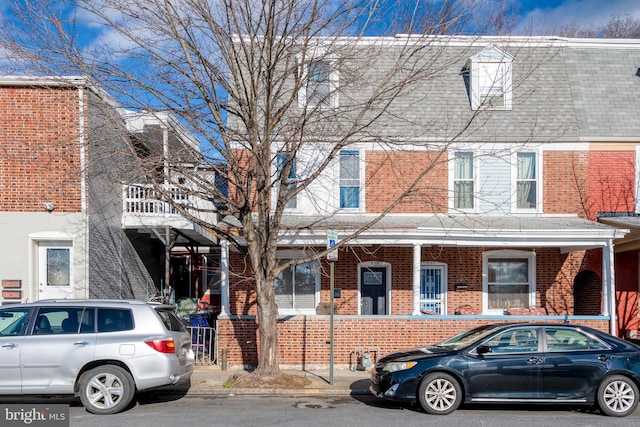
(361, 267), (387, 315)
(38, 242), (74, 300)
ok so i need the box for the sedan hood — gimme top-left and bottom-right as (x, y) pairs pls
(379, 346), (451, 363)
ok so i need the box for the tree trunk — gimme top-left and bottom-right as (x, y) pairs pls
(254, 276), (281, 375)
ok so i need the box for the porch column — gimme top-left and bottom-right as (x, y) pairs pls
(602, 240), (617, 335)
(219, 239), (230, 317)
(412, 244), (422, 316)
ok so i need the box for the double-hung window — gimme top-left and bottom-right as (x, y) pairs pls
(515, 152), (537, 210)
(453, 152), (474, 210)
(479, 62), (505, 108)
(274, 260), (318, 313)
(276, 152), (297, 210)
(483, 250), (535, 314)
(340, 150), (360, 209)
(299, 59), (338, 108)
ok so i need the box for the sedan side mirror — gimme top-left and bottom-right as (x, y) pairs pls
(476, 345), (492, 355)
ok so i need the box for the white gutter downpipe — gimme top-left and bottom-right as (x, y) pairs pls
(605, 240), (617, 336)
(219, 239), (230, 317)
(412, 244), (421, 316)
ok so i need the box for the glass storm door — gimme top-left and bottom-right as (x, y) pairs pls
(38, 243), (73, 300)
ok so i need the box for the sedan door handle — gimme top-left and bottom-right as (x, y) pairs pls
(597, 355), (611, 362)
(527, 357), (543, 365)
(73, 341), (90, 346)
(1, 343), (16, 349)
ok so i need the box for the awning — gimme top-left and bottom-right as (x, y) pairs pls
(275, 214), (629, 250)
(599, 216), (640, 253)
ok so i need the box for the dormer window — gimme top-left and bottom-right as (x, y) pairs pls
(297, 58), (339, 109)
(466, 46), (512, 110)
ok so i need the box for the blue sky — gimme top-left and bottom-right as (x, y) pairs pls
(517, 0), (640, 33)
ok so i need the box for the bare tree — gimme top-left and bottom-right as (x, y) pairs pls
(1, 0), (520, 378)
(555, 13), (640, 38)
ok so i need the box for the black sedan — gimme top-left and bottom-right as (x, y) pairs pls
(370, 323), (640, 417)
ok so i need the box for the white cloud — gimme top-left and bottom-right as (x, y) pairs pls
(519, 0), (640, 34)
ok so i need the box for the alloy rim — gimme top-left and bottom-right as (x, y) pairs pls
(603, 380), (635, 413)
(86, 373), (124, 409)
(425, 378), (457, 411)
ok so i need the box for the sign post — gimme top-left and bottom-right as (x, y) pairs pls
(326, 230), (338, 385)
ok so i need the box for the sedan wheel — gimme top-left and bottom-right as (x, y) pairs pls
(597, 375), (639, 417)
(418, 372), (462, 415)
(79, 365), (135, 415)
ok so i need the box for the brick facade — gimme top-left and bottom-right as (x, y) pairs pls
(216, 316), (610, 368)
(0, 87), (82, 213)
(588, 151), (635, 220)
(220, 243), (608, 366)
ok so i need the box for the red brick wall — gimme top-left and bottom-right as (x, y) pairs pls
(216, 316), (610, 367)
(543, 151), (588, 216)
(0, 86), (82, 212)
(587, 151), (635, 220)
(366, 151), (448, 213)
(228, 246), (591, 317)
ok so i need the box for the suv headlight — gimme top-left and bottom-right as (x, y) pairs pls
(382, 361), (417, 373)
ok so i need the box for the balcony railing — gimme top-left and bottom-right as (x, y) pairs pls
(123, 184), (193, 216)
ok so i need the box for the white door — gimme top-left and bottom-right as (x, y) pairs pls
(38, 242), (74, 300)
(420, 264), (447, 314)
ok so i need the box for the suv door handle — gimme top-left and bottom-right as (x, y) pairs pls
(73, 341), (90, 346)
(527, 357), (543, 365)
(2, 343), (16, 349)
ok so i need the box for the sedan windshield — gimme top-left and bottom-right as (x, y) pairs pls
(434, 324), (503, 350)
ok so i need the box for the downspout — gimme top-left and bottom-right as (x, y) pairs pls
(78, 87), (89, 298)
(219, 239), (229, 317)
(606, 240), (617, 336)
(412, 244), (421, 315)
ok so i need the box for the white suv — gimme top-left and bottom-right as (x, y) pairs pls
(0, 299), (194, 414)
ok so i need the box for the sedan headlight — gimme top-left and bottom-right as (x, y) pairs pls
(382, 361), (417, 373)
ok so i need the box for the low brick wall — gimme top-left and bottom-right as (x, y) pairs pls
(216, 315), (610, 368)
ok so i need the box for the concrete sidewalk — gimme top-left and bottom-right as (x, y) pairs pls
(163, 365), (373, 397)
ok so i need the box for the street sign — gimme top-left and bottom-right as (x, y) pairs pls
(326, 230), (338, 262)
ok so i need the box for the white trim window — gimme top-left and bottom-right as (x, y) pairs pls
(467, 45), (513, 110)
(274, 256), (319, 315)
(298, 59), (338, 109)
(339, 150), (361, 209)
(276, 152), (297, 210)
(513, 151), (539, 211)
(483, 250), (536, 314)
(451, 151), (476, 211)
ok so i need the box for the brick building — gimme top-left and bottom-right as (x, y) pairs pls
(214, 36), (640, 368)
(0, 77), (217, 304)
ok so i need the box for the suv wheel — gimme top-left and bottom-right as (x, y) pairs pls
(79, 365), (135, 414)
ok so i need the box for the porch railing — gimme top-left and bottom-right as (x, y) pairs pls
(187, 326), (217, 365)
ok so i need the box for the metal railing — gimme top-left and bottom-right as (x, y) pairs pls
(187, 326), (217, 365)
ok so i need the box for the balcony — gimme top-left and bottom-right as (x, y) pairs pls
(122, 184), (217, 245)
